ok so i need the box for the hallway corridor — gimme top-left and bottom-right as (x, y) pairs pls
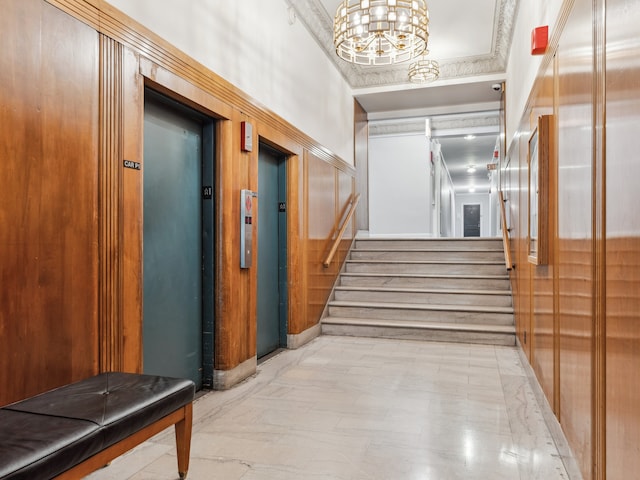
(87, 336), (575, 480)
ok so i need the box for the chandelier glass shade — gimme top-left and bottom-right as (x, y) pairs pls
(333, 0), (429, 66)
(408, 55), (440, 82)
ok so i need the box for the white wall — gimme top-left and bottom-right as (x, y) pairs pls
(455, 193), (491, 238)
(438, 161), (455, 237)
(369, 134), (432, 236)
(105, 0), (355, 164)
(506, 2), (564, 144)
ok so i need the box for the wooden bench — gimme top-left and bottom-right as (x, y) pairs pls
(0, 372), (195, 479)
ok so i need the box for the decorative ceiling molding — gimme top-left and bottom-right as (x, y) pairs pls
(285, 0), (517, 88)
(369, 114), (500, 137)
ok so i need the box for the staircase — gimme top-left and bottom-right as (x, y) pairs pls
(321, 237), (515, 346)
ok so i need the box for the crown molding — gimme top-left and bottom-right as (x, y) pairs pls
(285, 0), (517, 88)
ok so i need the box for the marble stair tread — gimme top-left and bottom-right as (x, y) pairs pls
(350, 251), (506, 262)
(354, 238), (502, 242)
(340, 272), (510, 280)
(353, 248), (504, 253)
(321, 316), (515, 334)
(339, 274), (512, 290)
(334, 286), (512, 296)
(346, 259), (505, 265)
(354, 239), (504, 250)
(329, 300), (514, 314)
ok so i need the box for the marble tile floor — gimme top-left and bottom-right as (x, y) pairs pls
(87, 336), (578, 480)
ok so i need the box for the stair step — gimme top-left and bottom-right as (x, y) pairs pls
(328, 301), (514, 326)
(321, 317), (516, 346)
(350, 249), (505, 261)
(323, 316), (514, 333)
(345, 260), (506, 275)
(339, 273), (511, 289)
(324, 236), (514, 347)
(329, 300), (513, 314)
(335, 286), (511, 295)
(354, 238), (503, 250)
(334, 286), (512, 307)
(347, 259), (504, 265)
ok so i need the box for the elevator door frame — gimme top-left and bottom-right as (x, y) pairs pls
(142, 88), (215, 389)
(256, 142), (288, 359)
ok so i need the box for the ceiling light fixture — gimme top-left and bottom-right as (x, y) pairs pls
(464, 134), (476, 140)
(467, 165), (477, 173)
(334, 0), (429, 66)
(408, 52), (440, 83)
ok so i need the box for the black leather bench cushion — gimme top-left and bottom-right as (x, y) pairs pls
(1, 372), (195, 479)
(0, 410), (102, 480)
(5, 372), (195, 449)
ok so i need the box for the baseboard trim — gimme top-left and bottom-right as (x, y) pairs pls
(287, 323), (321, 349)
(515, 339), (583, 480)
(213, 356), (257, 390)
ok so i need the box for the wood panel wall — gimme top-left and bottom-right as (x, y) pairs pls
(528, 59), (556, 409)
(0, 0), (356, 404)
(0, 0), (100, 405)
(505, 0), (640, 478)
(604, 0), (640, 477)
(557, 3), (595, 473)
(306, 153), (345, 332)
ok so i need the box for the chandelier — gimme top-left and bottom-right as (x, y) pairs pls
(408, 54), (440, 82)
(333, 0), (430, 66)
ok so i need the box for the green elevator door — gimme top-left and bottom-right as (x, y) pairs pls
(143, 93), (208, 389)
(257, 145), (287, 358)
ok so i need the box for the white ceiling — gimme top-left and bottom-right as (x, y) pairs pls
(287, 0), (517, 192)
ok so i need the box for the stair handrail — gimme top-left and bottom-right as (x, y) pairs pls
(499, 190), (514, 271)
(323, 193), (361, 268)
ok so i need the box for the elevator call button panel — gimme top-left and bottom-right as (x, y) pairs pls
(240, 189), (257, 268)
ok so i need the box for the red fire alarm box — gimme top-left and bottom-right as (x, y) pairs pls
(531, 26), (548, 55)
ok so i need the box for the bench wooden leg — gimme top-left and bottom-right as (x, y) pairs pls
(54, 406), (191, 480)
(175, 402), (193, 479)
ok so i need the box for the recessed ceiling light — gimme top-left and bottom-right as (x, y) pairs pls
(464, 135), (476, 140)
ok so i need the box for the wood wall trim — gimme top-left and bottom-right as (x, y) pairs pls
(98, 35), (124, 372)
(255, 123), (306, 337)
(214, 118), (235, 371)
(552, 53), (561, 418)
(139, 57), (234, 121)
(592, 0), (606, 477)
(120, 46), (144, 373)
(44, 0), (355, 176)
